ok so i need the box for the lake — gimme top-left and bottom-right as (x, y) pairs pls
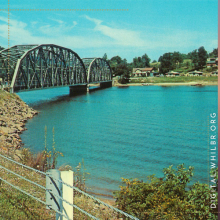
(18, 85), (218, 198)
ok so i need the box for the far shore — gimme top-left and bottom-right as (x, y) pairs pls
(114, 81), (218, 87)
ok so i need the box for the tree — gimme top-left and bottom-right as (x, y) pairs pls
(198, 46), (208, 69)
(114, 165), (218, 220)
(191, 49), (199, 69)
(110, 56), (123, 65)
(141, 53), (151, 67)
(109, 56), (123, 76)
(158, 52), (173, 73)
(209, 48), (218, 58)
(102, 53), (108, 60)
(158, 52), (184, 73)
(109, 56), (130, 83)
(133, 57), (143, 68)
(132, 54), (151, 68)
(185, 60), (190, 68)
(171, 51), (183, 69)
(117, 63), (130, 84)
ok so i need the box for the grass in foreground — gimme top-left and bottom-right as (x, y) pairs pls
(0, 151), (120, 220)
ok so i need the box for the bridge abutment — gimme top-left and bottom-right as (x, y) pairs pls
(100, 81), (112, 89)
(69, 84), (87, 96)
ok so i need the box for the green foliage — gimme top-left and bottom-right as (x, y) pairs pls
(118, 77), (129, 84)
(102, 53), (108, 60)
(20, 126), (63, 172)
(198, 46), (208, 69)
(109, 56), (131, 83)
(190, 49), (199, 69)
(109, 53), (151, 81)
(43, 126), (63, 171)
(188, 46), (208, 70)
(109, 56), (124, 76)
(114, 164), (218, 219)
(60, 159), (90, 192)
(158, 52), (183, 73)
(110, 56), (123, 66)
(0, 187), (53, 219)
(133, 54), (151, 68)
(74, 158), (90, 192)
(209, 48), (218, 58)
(172, 51), (184, 69)
(129, 75), (218, 84)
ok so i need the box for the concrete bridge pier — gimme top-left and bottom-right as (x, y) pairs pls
(69, 84), (87, 96)
(100, 81), (112, 89)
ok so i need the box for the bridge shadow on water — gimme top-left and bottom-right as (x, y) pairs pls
(17, 85), (105, 109)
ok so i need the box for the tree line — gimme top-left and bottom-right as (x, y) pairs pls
(104, 47), (218, 78)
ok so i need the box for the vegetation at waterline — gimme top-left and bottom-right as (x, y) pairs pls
(19, 126), (64, 172)
(114, 164), (218, 219)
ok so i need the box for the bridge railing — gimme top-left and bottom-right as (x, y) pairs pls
(0, 153), (139, 220)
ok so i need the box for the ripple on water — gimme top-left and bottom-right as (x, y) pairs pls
(19, 86), (218, 196)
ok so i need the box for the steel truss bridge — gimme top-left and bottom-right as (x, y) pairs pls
(0, 44), (112, 92)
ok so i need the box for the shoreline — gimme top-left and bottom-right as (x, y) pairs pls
(0, 90), (38, 158)
(114, 81), (218, 87)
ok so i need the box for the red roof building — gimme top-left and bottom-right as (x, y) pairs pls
(133, 68), (154, 77)
(207, 58), (218, 67)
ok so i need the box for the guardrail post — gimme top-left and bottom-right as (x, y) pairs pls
(61, 170), (74, 220)
(46, 169), (63, 220)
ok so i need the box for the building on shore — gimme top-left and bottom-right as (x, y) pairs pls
(207, 58), (218, 68)
(133, 68), (154, 77)
(187, 71), (203, 76)
(165, 71), (180, 77)
(211, 71), (218, 76)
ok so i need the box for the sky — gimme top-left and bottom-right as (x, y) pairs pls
(0, 0), (218, 62)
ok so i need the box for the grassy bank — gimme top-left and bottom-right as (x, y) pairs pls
(129, 76), (218, 84)
(0, 150), (118, 219)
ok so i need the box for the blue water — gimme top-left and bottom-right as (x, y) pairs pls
(18, 85), (218, 197)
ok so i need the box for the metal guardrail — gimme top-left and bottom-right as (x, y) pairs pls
(0, 153), (139, 220)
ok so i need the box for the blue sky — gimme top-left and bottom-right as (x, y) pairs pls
(0, 0), (218, 62)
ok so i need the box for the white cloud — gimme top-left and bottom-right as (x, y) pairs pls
(38, 19), (77, 37)
(84, 16), (102, 26)
(0, 15), (106, 49)
(85, 15), (145, 47)
(49, 18), (64, 24)
(73, 21), (77, 27)
(31, 21), (38, 26)
(0, 16), (8, 23)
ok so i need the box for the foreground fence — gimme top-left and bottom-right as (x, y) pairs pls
(0, 153), (139, 220)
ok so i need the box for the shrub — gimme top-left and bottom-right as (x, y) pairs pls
(114, 164), (218, 219)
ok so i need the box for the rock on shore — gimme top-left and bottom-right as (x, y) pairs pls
(0, 90), (38, 152)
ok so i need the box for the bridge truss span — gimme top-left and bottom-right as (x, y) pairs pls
(0, 44), (87, 92)
(82, 58), (112, 84)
